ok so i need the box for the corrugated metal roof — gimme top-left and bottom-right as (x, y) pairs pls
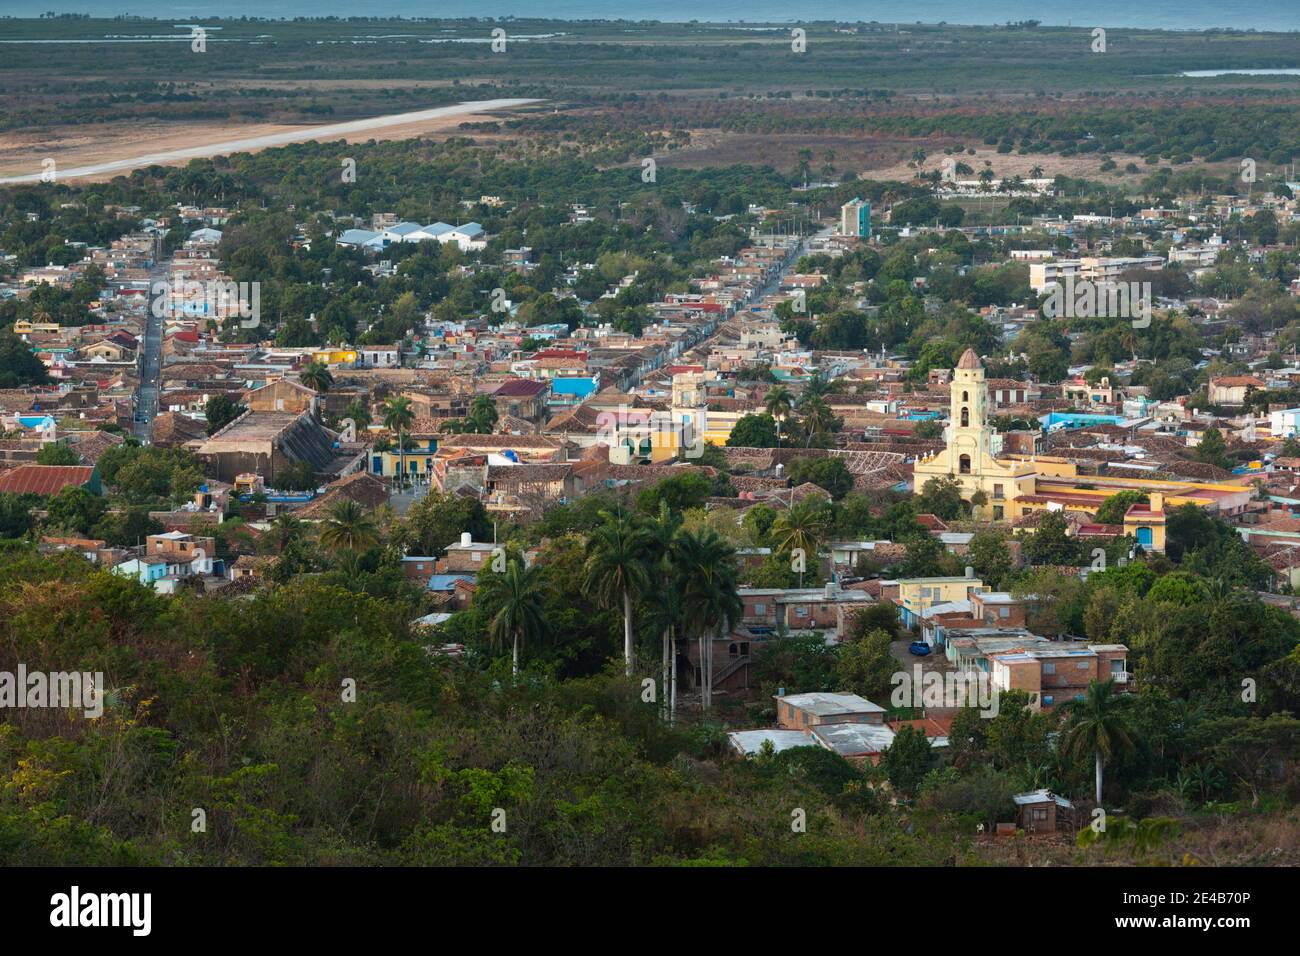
(0, 465), (95, 496)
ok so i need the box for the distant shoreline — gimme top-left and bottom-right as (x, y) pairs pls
(3, 8), (1298, 33)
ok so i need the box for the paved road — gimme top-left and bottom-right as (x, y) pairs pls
(133, 264), (165, 442)
(389, 479), (433, 515)
(0, 99), (542, 184)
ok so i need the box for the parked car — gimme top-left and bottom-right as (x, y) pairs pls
(908, 641), (931, 656)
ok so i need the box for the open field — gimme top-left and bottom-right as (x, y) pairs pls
(1, 17), (1297, 195)
(0, 99), (543, 183)
(640, 130), (1153, 184)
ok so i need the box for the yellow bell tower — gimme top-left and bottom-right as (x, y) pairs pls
(913, 348), (1035, 519)
(947, 348), (994, 478)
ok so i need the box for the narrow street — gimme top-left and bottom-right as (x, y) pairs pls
(133, 256), (166, 442)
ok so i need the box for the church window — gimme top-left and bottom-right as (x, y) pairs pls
(961, 407), (969, 427)
(959, 454), (971, 474)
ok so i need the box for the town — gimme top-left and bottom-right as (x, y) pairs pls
(0, 13), (1297, 874)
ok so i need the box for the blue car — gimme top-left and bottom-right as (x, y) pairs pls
(908, 641), (932, 656)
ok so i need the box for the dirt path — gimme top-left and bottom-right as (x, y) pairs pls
(0, 98), (542, 184)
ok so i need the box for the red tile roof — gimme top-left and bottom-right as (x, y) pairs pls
(492, 378), (549, 398)
(0, 465), (96, 496)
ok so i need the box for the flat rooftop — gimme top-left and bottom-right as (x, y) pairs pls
(728, 729), (815, 756)
(775, 692), (885, 716)
(812, 722), (896, 756)
(200, 411), (300, 446)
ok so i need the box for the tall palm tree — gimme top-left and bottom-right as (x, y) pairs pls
(796, 148), (813, 188)
(771, 497), (830, 585)
(675, 528), (741, 712)
(477, 556), (548, 677)
(764, 385), (793, 448)
(801, 371), (829, 402)
(583, 509), (651, 677)
(1061, 679), (1136, 806)
(798, 395), (839, 445)
(643, 502), (683, 721)
(381, 395), (416, 488)
(317, 498), (380, 557)
(643, 576), (683, 723)
(299, 361), (334, 393)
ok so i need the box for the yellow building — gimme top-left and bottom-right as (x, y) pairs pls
(913, 349), (1038, 521)
(897, 575), (986, 627)
(606, 371), (735, 464)
(13, 320), (60, 335)
(1122, 493), (1168, 553)
(372, 443), (438, 479)
(313, 349), (358, 368)
(913, 349), (1253, 525)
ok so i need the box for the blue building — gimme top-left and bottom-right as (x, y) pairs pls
(840, 198), (871, 238)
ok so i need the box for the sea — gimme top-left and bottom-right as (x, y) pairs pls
(1, 0), (1298, 32)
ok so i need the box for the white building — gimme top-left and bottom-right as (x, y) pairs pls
(1270, 407), (1300, 439)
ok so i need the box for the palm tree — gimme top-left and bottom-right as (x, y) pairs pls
(583, 509), (651, 677)
(796, 148), (813, 188)
(344, 399), (371, 431)
(1061, 679), (1136, 806)
(381, 396), (416, 489)
(643, 502), (683, 721)
(674, 527), (741, 712)
(764, 385), (793, 448)
(801, 371), (829, 402)
(299, 361), (334, 393)
(477, 556), (548, 677)
(1120, 326), (1139, 363)
(798, 395), (839, 445)
(317, 498), (380, 557)
(1205, 576), (1232, 603)
(1029, 164), (1045, 179)
(644, 577), (683, 723)
(468, 394), (499, 434)
(267, 513), (304, 553)
(771, 498), (831, 585)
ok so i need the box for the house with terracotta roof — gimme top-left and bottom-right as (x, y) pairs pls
(1208, 375), (1265, 406)
(490, 378), (550, 422)
(150, 411), (208, 449)
(0, 464), (100, 496)
(293, 472), (389, 519)
(230, 553), (273, 583)
(65, 430), (125, 464)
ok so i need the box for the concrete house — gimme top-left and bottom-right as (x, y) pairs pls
(775, 692), (886, 730)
